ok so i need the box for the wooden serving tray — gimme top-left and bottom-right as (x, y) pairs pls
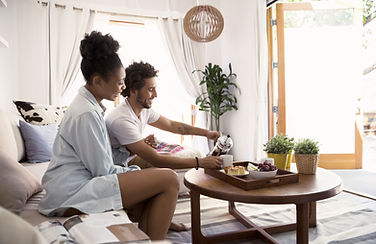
(204, 161), (299, 190)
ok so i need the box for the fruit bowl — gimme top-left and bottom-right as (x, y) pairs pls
(247, 161), (278, 179)
(248, 169), (278, 179)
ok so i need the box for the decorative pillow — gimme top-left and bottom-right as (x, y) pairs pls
(13, 100), (66, 126)
(0, 151), (43, 213)
(19, 120), (57, 163)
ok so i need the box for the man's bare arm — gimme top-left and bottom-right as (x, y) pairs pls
(150, 115), (221, 141)
(126, 140), (222, 169)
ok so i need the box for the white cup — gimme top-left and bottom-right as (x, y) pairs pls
(220, 154), (233, 168)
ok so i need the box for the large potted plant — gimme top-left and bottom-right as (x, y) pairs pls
(194, 63), (239, 131)
(263, 134), (295, 170)
(294, 138), (320, 174)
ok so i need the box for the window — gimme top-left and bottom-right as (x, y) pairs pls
(64, 13), (194, 145)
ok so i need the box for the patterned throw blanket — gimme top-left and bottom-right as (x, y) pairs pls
(155, 142), (184, 154)
(167, 192), (376, 243)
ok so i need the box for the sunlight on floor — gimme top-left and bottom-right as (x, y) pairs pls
(362, 135), (376, 172)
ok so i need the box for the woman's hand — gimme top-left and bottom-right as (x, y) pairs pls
(198, 156), (222, 169)
(144, 134), (157, 149)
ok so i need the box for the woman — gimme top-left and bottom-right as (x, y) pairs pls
(38, 31), (179, 240)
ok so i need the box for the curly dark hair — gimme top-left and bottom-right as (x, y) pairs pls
(121, 61), (158, 97)
(80, 31), (123, 84)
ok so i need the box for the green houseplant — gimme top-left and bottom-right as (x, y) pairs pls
(294, 138), (320, 174)
(263, 134), (294, 170)
(194, 63), (239, 131)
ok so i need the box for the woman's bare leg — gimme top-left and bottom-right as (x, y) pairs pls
(117, 168), (179, 240)
(127, 199), (188, 232)
(126, 201), (150, 231)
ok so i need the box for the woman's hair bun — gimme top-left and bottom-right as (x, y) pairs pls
(80, 31), (120, 61)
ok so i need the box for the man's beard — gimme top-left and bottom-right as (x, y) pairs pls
(136, 94), (151, 109)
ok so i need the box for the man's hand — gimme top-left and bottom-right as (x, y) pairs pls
(144, 134), (157, 149)
(206, 130), (221, 143)
(198, 156), (222, 169)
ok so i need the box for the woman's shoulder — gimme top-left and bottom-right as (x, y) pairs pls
(62, 100), (101, 127)
(68, 94), (99, 114)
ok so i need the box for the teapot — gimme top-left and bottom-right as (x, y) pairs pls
(210, 134), (233, 156)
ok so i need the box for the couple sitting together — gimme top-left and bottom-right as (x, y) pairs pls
(38, 31), (223, 240)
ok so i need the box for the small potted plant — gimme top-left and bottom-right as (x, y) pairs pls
(294, 138), (320, 174)
(263, 134), (294, 170)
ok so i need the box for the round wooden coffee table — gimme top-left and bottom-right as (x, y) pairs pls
(184, 166), (342, 244)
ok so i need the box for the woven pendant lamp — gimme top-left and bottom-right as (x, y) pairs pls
(183, 5), (224, 42)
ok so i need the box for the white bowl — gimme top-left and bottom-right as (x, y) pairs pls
(248, 169), (278, 179)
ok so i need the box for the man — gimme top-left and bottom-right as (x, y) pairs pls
(105, 61), (222, 170)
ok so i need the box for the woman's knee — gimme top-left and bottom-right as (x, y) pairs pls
(117, 168), (179, 197)
(159, 168), (179, 191)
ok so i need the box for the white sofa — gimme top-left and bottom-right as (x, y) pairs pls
(0, 109), (190, 227)
(0, 109), (63, 225)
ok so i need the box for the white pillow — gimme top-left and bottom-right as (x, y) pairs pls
(0, 206), (48, 244)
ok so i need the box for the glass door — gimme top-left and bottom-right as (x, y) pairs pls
(268, 2), (363, 169)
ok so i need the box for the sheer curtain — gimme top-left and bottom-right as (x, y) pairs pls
(157, 17), (211, 154)
(49, 3), (95, 105)
(252, 0), (268, 160)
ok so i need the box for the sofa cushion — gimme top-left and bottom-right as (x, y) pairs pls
(13, 100), (66, 126)
(19, 191), (52, 226)
(0, 110), (18, 161)
(19, 162), (54, 226)
(8, 113), (26, 161)
(22, 162), (50, 182)
(19, 120), (57, 163)
(0, 151), (43, 214)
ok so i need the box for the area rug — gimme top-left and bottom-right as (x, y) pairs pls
(166, 192), (376, 244)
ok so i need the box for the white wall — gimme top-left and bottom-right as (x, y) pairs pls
(0, 0), (19, 113)
(0, 0), (48, 112)
(206, 0), (268, 161)
(17, 0), (49, 104)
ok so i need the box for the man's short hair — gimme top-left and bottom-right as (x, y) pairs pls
(121, 61), (159, 97)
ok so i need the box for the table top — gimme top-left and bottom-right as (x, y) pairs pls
(184, 165), (343, 204)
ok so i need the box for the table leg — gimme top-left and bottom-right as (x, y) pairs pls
(296, 203), (310, 244)
(309, 202), (317, 227)
(190, 190), (203, 244)
(229, 201), (280, 244)
(191, 196), (315, 244)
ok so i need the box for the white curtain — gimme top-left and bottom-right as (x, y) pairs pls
(252, 0), (268, 160)
(157, 17), (205, 98)
(49, 3), (95, 105)
(157, 17), (211, 155)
